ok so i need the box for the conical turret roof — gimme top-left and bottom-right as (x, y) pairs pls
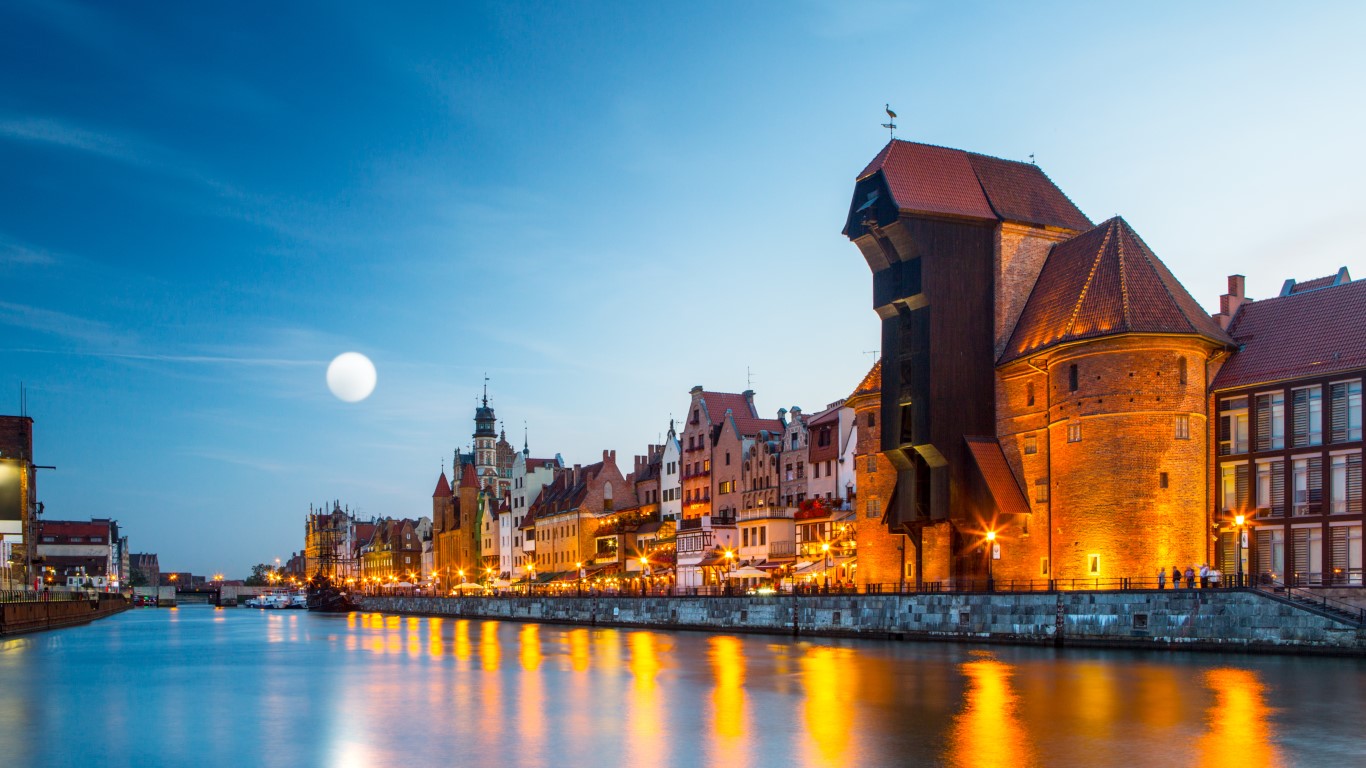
(1001, 217), (1233, 362)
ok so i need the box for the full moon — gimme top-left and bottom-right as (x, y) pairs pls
(326, 352), (377, 403)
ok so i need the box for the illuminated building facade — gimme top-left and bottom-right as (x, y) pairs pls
(0, 415), (37, 587)
(844, 140), (1233, 583)
(1210, 271), (1365, 586)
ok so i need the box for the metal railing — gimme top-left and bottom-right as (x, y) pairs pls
(0, 589), (119, 603)
(401, 575), (1293, 599)
(1249, 578), (1366, 625)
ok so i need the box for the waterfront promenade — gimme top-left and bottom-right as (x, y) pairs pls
(360, 586), (1366, 655)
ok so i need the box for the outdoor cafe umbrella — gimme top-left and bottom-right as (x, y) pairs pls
(727, 566), (769, 580)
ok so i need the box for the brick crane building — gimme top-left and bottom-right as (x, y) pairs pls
(843, 139), (1234, 585)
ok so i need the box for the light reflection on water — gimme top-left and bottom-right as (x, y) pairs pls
(0, 607), (1362, 767)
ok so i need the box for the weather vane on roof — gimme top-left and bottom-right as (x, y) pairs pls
(882, 104), (897, 140)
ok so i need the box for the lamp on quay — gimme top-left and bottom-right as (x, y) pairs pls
(1235, 514), (1245, 588)
(985, 531), (997, 592)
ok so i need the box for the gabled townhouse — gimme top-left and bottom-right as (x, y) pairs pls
(529, 451), (629, 577)
(737, 426), (795, 573)
(807, 400), (857, 505)
(508, 452), (561, 580)
(659, 422), (683, 523)
(779, 406), (810, 509)
(360, 518), (424, 582)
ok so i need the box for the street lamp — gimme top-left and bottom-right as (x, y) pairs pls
(575, 562), (583, 597)
(820, 542), (832, 590)
(724, 549), (735, 594)
(985, 531), (997, 592)
(1234, 514), (1246, 588)
(639, 555), (650, 596)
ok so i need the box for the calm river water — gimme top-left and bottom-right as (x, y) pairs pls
(2, 606), (1365, 767)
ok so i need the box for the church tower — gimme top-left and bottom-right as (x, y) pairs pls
(474, 379), (498, 493)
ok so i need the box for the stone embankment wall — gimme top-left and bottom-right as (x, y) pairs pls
(359, 590), (1366, 655)
(0, 596), (130, 637)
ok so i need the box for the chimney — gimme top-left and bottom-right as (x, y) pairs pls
(1214, 274), (1249, 330)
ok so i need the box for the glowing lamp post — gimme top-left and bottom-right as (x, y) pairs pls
(724, 549), (735, 595)
(576, 562), (583, 597)
(639, 555), (650, 596)
(985, 531), (997, 592)
(1235, 514), (1246, 588)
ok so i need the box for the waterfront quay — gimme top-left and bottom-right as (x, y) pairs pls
(0, 590), (129, 637)
(4, 605), (1366, 767)
(360, 584), (1366, 655)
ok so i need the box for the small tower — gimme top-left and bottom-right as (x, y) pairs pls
(473, 378), (498, 493)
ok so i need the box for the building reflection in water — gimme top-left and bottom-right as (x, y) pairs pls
(627, 632), (666, 768)
(1198, 668), (1282, 768)
(516, 623), (547, 765)
(705, 635), (749, 768)
(947, 651), (1037, 768)
(799, 646), (855, 768)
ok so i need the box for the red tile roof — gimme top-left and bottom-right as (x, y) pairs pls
(848, 359), (881, 400)
(1287, 274), (1338, 294)
(1213, 277), (1366, 390)
(433, 471), (451, 498)
(700, 391), (781, 438)
(1001, 217), (1233, 362)
(854, 140), (1091, 231)
(966, 153), (1092, 232)
(964, 437), (1030, 518)
(460, 461), (477, 487)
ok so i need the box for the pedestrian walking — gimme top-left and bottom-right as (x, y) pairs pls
(1185, 566), (1195, 589)
(1157, 567), (1166, 589)
(1200, 563), (1210, 589)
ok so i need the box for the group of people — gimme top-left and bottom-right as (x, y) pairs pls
(1156, 563), (1225, 589)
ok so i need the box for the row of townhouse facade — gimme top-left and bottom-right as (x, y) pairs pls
(425, 375), (903, 591)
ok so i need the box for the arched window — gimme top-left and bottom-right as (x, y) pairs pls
(1178, 357), (1188, 386)
(1068, 364), (1079, 393)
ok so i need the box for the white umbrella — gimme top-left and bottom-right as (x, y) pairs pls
(728, 566), (769, 579)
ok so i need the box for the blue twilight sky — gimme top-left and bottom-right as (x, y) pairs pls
(2, 1), (1364, 576)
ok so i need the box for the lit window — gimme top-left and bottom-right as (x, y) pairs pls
(1087, 554), (1100, 575)
(1219, 396), (1250, 454)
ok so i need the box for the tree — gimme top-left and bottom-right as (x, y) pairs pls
(245, 563), (279, 586)
(129, 570), (148, 587)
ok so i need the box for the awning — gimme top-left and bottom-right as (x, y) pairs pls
(697, 553), (728, 568)
(964, 436), (1031, 518)
(727, 566), (770, 579)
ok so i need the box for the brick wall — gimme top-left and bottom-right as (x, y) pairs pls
(850, 397), (903, 586)
(998, 336), (1216, 581)
(994, 224), (1074, 360)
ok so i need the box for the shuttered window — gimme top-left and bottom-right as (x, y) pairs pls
(1330, 453), (1362, 515)
(1329, 526), (1356, 584)
(1330, 380), (1362, 443)
(1292, 386), (1323, 447)
(1255, 392), (1285, 451)
(1219, 397), (1249, 455)
(1255, 528), (1284, 581)
(1256, 459), (1285, 516)
(1292, 527), (1323, 586)
(1293, 456), (1323, 515)
(1218, 531), (1238, 575)
(1220, 463), (1249, 512)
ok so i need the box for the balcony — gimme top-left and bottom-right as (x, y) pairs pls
(768, 540), (796, 557)
(682, 468), (711, 479)
(737, 507), (793, 521)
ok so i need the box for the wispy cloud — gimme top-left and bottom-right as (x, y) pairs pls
(0, 239), (56, 267)
(0, 300), (124, 347)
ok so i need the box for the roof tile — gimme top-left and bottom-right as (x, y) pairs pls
(1214, 277), (1366, 389)
(964, 437), (1031, 518)
(1001, 217), (1233, 362)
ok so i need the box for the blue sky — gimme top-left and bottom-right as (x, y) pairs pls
(2, 1), (1364, 576)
